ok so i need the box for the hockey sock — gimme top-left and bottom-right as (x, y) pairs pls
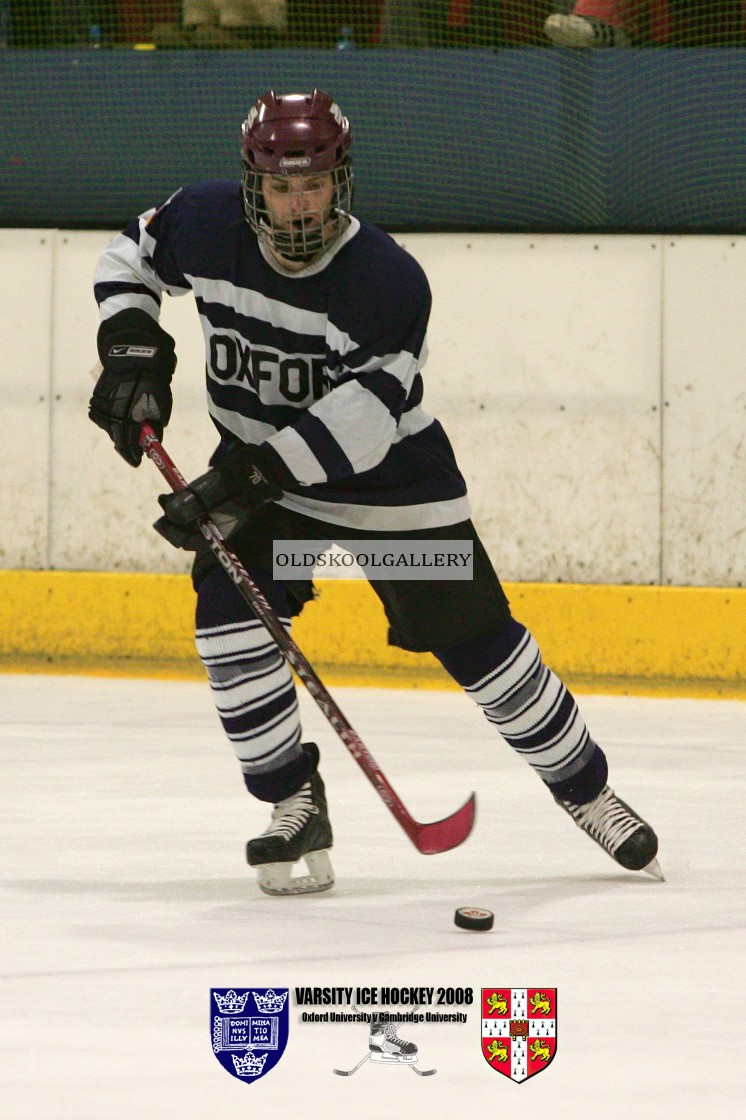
(195, 565), (308, 802)
(433, 618), (608, 804)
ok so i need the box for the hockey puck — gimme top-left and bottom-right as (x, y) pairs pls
(454, 906), (494, 931)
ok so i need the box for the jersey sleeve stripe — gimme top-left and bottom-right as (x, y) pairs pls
(264, 425), (329, 486)
(94, 224), (191, 311)
(343, 346), (423, 390)
(94, 280), (162, 308)
(391, 406), (433, 442)
(97, 292), (164, 320)
(343, 369), (407, 420)
(300, 379), (397, 473)
(121, 222), (141, 246)
(289, 413), (355, 479)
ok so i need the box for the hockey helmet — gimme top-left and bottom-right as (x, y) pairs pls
(240, 90), (354, 262)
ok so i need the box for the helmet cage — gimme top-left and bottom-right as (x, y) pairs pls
(242, 160), (354, 262)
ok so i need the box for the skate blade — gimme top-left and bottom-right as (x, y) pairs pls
(370, 1052), (418, 1064)
(642, 857), (665, 882)
(256, 849), (334, 896)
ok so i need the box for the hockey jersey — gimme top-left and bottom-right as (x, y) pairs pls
(94, 180), (471, 532)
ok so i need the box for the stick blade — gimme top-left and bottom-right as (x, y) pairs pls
(412, 792), (476, 854)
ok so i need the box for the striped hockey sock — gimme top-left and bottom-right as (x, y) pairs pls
(195, 566), (311, 802)
(434, 618), (607, 803)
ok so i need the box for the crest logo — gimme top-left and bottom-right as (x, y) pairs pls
(211, 987), (289, 1084)
(481, 988), (557, 1083)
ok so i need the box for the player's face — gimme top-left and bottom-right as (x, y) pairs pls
(261, 172), (336, 261)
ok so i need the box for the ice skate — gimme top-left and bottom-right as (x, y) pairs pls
(334, 1012), (436, 1076)
(554, 784), (664, 880)
(246, 770), (334, 896)
(369, 1013), (419, 1064)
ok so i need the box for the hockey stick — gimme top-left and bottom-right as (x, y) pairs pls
(139, 423), (476, 854)
(333, 1053), (371, 1077)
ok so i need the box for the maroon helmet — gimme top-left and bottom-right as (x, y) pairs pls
(240, 90), (354, 262)
(242, 89), (352, 174)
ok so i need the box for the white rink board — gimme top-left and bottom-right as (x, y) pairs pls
(405, 235), (662, 583)
(0, 231), (52, 569)
(661, 238), (746, 586)
(0, 229), (743, 586)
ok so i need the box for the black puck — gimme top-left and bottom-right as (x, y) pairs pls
(454, 906), (494, 931)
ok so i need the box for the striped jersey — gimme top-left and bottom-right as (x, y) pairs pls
(94, 180), (470, 532)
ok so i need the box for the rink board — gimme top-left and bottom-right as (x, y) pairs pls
(2, 231), (745, 589)
(1, 570), (743, 697)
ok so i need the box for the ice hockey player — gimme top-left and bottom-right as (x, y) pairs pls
(89, 89), (662, 894)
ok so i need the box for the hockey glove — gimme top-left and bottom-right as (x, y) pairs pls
(89, 309), (177, 467)
(154, 442), (284, 550)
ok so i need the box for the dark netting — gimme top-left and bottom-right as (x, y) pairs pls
(1, 3), (745, 230)
(3, 2), (746, 49)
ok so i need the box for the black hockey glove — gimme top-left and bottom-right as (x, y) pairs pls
(89, 309), (177, 467)
(154, 442), (284, 550)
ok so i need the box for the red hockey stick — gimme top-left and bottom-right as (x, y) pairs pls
(139, 423), (476, 854)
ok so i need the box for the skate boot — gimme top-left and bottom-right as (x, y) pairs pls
(246, 767), (334, 896)
(369, 1014), (418, 1064)
(554, 784), (664, 880)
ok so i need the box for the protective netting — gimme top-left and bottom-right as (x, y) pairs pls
(1, 4), (745, 231)
(0, 2), (739, 48)
(3, 2), (746, 49)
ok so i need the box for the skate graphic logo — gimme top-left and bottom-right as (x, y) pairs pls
(210, 987), (289, 1084)
(334, 1007), (436, 1078)
(481, 988), (557, 1083)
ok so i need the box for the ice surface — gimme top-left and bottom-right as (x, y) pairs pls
(1, 674), (743, 1118)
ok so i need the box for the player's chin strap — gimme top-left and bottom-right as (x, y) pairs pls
(139, 423), (476, 856)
